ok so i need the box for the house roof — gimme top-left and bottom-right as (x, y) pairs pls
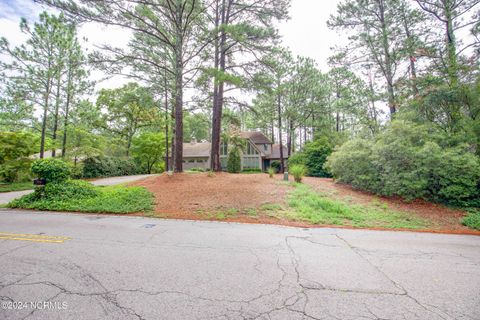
(183, 142), (211, 158)
(266, 144), (289, 160)
(239, 131), (272, 145)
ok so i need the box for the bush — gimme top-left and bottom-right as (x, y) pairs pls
(268, 167), (275, 178)
(288, 138), (333, 177)
(462, 209), (480, 230)
(82, 156), (139, 178)
(270, 160), (281, 173)
(227, 148), (241, 173)
(326, 121), (480, 207)
(10, 184), (153, 214)
(31, 158), (71, 183)
(33, 180), (98, 201)
(242, 168), (262, 173)
(290, 164), (307, 183)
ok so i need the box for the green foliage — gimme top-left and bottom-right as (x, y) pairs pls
(287, 184), (428, 229)
(267, 167), (275, 178)
(326, 121), (480, 206)
(227, 147), (241, 173)
(33, 180), (98, 201)
(270, 160), (281, 173)
(290, 164), (307, 183)
(82, 156), (138, 178)
(462, 209), (480, 230)
(31, 158), (71, 183)
(96, 83), (159, 155)
(0, 132), (39, 182)
(132, 132), (165, 174)
(289, 138), (333, 178)
(10, 184), (153, 214)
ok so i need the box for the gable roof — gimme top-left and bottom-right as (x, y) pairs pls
(266, 144), (289, 159)
(183, 142), (211, 157)
(239, 131), (272, 144)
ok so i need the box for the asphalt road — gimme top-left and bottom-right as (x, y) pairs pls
(0, 175), (156, 205)
(0, 210), (479, 320)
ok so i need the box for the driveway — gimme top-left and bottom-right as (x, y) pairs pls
(0, 210), (479, 320)
(0, 175), (156, 205)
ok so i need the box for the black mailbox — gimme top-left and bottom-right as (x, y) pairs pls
(33, 179), (46, 186)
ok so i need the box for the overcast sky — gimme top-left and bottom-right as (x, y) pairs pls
(0, 0), (345, 90)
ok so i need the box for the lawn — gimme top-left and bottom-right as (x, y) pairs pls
(0, 181), (33, 193)
(9, 184), (154, 214)
(285, 183), (429, 229)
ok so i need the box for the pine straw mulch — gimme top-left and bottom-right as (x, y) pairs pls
(130, 173), (480, 235)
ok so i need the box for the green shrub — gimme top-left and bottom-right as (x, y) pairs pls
(462, 209), (480, 230)
(325, 138), (379, 191)
(270, 160), (281, 173)
(242, 168), (262, 173)
(31, 158), (71, 183)
(268, 167), (275, 178)
(227, 148), (241, 173)
(289, 138), (333, 177)
(290, 164), (307, 183)
(33, 180), (98, 201)
(326, 121), (480, 206)
(83, 156), (138, 178)
(10, 185), (153, 214)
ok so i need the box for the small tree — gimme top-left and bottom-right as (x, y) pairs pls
(227, 148), (241, 174)
(225, 124), (244, 174)
(132, 132), (165, 174)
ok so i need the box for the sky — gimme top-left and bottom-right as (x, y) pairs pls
(0, 0), (344, 90)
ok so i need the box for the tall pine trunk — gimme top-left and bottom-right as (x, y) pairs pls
(61, 68), (73, 158)
(173, 6), (184, 173)
(277, 79), (285, 173)
(52, 71), (62, 157)
(210, 0), (232, 172)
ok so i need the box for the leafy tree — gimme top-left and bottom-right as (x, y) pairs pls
(96, 83), (158, 156)
(0, 132), (40, 182)
(132, 132), (166, 174)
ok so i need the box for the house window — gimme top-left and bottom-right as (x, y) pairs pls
(243, 156), (260, 169)
(221, 142), (228, 155)
(263, 144), (268, 151)
(246, 143), (259, 155)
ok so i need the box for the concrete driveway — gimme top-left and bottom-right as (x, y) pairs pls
(0, 210), (479, 320)
(0, 175), (156, 205)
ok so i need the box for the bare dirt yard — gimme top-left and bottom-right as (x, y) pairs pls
(131, 173), (479, 235)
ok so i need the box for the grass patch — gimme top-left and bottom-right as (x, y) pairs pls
(462, 209), (480, 230)
(0, 182), (33, 193)
(286, 184), (429, 229)
(213, 208), (239, 220)
(9, 184), (154, 214)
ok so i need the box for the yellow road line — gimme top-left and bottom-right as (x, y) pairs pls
(0, 232), (70, 240)
(0, 232), (71, 243)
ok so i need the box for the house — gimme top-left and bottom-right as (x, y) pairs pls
(181, 131), (288, 171)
